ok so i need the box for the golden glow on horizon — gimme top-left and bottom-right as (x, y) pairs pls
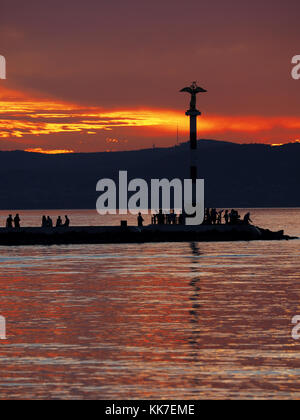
(0, 87), (300, 145)
(272, 139), (300, 147)
(25, 148), (75, 154)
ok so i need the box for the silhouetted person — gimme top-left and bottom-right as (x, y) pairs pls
(137, 212), (144, 227)
(217, 210), (223, 225)
(224, 210), (229, 224)
(64, 215), (70, 227)
(243, 212), (252, 225)
(211, 208), (217, 225)
(204, 208), (211, 225)
(230, 209), (241, 225)
(157, 209), (165, 225)
(6, 215), (13, 228)
(42, 216), (47, 228)
(152, 214), (158, 225)
(166, 213), (172, 225)
(56, 216), (62, 227)
(179, 211), (186, 225)
(229, 209), (235, 224)
(47, 216), (53, 228)
(14, 214), (20, 228)
(170, 209), (176, 225)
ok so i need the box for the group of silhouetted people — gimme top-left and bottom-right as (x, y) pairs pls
(150, 209), (186, 226)
(147, 208), (253, 227)
(204, 208), (252, 225)
(6, 214), (21, 228)
(42, 215), (70, 228)
(4, 214), (71, 229)
(5, 209), (252, 230)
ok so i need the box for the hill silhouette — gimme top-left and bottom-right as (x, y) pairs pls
(0, 139), (299, 209)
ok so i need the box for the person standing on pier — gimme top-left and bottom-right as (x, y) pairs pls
(56, 216), (62, 227)
(204, 208), (211, 224)
(224, 210), (229, 224)
(47, 216), (53, 228)
(157, 209), (165, 225)
(243, 212), (253, 225)
(211, 208), (217, 225)
(137, 212), (144, 227)
(229, 209), (235, 224)
(6, 215), (13, 228)
(14, 214), (20, 228)
(217, 210), (223, 225)
(64, 215), (70, 227)
(179, 211), (186, 225)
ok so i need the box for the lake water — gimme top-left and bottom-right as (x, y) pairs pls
(0, 208), (299, 399)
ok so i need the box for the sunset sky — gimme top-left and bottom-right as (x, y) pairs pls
(1, 0), (300, 153)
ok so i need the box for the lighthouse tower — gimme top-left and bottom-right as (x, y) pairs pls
(180, 81), (207, 184)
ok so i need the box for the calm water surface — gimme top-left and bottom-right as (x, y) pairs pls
(0, 209), (300, 399)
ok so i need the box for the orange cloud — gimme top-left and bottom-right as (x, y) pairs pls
(0, 86), (300, 148)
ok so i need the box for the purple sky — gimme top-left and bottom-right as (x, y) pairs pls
(1, 0), (300, 152)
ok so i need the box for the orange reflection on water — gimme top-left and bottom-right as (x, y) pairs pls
(0, 209), (300, 399)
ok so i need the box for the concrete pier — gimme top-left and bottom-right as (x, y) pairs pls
(0, 225), (294, 246)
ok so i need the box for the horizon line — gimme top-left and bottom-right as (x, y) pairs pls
(0, 138), (299, 155)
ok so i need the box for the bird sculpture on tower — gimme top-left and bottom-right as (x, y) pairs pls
(180, 81), (207, 111)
